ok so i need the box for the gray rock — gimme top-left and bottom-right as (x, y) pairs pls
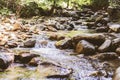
(0, 52), (14, 71)
(109, 24), (120, 33)
(113, 67), (120, 80)
(95, 52), (118, 60)
(116, 47), (120, 56)
(55, 38), (73, 49)
(112, 38), (120, 50)
(75, 40), (95, 55)
(72, 33), (105, 45)
(98, 39), (112, 52)
(24, 39), (36, 48)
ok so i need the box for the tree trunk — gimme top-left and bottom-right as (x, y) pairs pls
(67, 0), (70, 8)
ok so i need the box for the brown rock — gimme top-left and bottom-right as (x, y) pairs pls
(46, 26), (57, 32)
(19, 53), (39, 64)
(72, 33), (105, 45)
(116, 47), (120, 56)
(55, 38), (73, 49)
(24, 39), (36, 48)
(29, 57), (41, 66)
(75, 40), (95, 55)
(112, 38), (120, 50)
(49, 34), (65, 41)
(0, 52), (14, 71)
(5, 42), (17, 48)
(95, 26), (109, 32)
(95, 52), (118, 60)
(12, 22), (22, 31)
(109, 24), (120, 33)
(113, 67), (120, 80)
(38, 62), (73, 79)
(98, 39), (112, 52)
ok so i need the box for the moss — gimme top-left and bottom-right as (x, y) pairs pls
(65, 30), (95, 38)
(0, 67), (46, 80)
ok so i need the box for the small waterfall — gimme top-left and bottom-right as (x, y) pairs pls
(35, 40), (56, 48)
(34, 34), (56, 48)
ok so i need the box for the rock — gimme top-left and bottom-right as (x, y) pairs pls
(95, 52), (118, 60)
(38, 62), (72, 79)
(0, 52), (14, 71)
(109, 24), (120, 33)
(5, 42), (17, 48)
(55, 38), (73, 49)
(49, 34), (65, 41)
(19, 53), (39, 64)
(75, 40), (95, 55)
(29, 57), (41, 66)
(13, 48), (31, 55)
(72, 33), (105, 45)
(0, 40), (7, 46)
(46, 26), (57, 32)
(98, 39), (112, 52)
(82, 22), (95, 29)
(113, 67), (120, 80)
(62, 10), (78, 18)
(95, 26), (109, 32)
(94, 15), (104, 25)
(24, 39), (36, 48)
(112, 38), (120, 50)
(12, 22), (22, 31)
(116, 47), (120, 56)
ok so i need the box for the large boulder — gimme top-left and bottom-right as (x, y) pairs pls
(98, 39), (112, 52)
(18, 53), (39, 64)
(72, 33), (105, 45)
(55, 38), (73, 49)
(24, 39), (36, 48)
(109, 24), (120, 33)
(0, 52), (14, 71)
(75, 40), (95, 55)
(94, 52), (118, 60)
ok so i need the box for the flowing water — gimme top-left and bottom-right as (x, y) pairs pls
(0, 31), (119, 80)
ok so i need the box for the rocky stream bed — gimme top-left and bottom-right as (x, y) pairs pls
(0, 9), (120, 80)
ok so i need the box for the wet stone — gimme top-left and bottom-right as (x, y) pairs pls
(38, 62), (72, 79)
(109, 24), (120, 33)
(116, 47), (120, 56)
(72, 33), (105, 46)
(95, 52), (118, 60)
(113, 67), (120, 80)
(19, 53), (39, 64)
(75, 40), (95, 55)
(98, 39), (112, 52)
(0, 52), (14, 71)
(55, 38), (73, 49)
(24, 39), (36, 48)
(112, 38), (120, 50)
(29, 57), (41, 66)
(96, 26), (109, 32)
(5, 42), (18, 48)
(49, 34), (65, 41)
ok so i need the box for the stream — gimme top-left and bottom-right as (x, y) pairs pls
(0, 13), (120, 80)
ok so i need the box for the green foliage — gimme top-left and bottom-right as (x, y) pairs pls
(0, 7), (12, 15)
(0, 0), (110, 17)
(109, 0), (120, 8)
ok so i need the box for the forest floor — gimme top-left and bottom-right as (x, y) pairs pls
(0, 9), (120, 80)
